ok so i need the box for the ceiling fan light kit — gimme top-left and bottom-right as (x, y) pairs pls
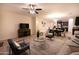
(23, 4), (42, 14)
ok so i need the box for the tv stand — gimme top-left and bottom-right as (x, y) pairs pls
(18, 29), (31, 38)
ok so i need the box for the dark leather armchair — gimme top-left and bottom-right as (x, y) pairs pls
(8, 39), (30, 55)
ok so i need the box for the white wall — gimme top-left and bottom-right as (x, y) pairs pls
(0, 8), (32, 40)
(31, 16), (36, 35)
(0, 8), (2, 40)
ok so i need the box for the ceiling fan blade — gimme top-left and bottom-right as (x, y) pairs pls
(22, 8), (31, 14)
(22, 8), (29, 11)
(35, 11), (39, 14)
(36, 8), (42, 11)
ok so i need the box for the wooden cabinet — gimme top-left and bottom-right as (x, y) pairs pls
(18, 29), (31, 38)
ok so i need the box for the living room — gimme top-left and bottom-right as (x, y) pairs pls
(0, 3), (79, 55)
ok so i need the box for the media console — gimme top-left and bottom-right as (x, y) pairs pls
(18, 29), (31, 38)
(18, 23), (31, 38)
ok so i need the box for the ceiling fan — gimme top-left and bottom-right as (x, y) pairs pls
(22, 4), (42, 14)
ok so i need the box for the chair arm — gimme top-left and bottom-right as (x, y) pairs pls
(17, 43), (30, 51)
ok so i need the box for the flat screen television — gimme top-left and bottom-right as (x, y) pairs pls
(19, 23), (29, 29)
(75, 17), (79, 26)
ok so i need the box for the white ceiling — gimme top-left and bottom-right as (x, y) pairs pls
(0, 3), (79, 17)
